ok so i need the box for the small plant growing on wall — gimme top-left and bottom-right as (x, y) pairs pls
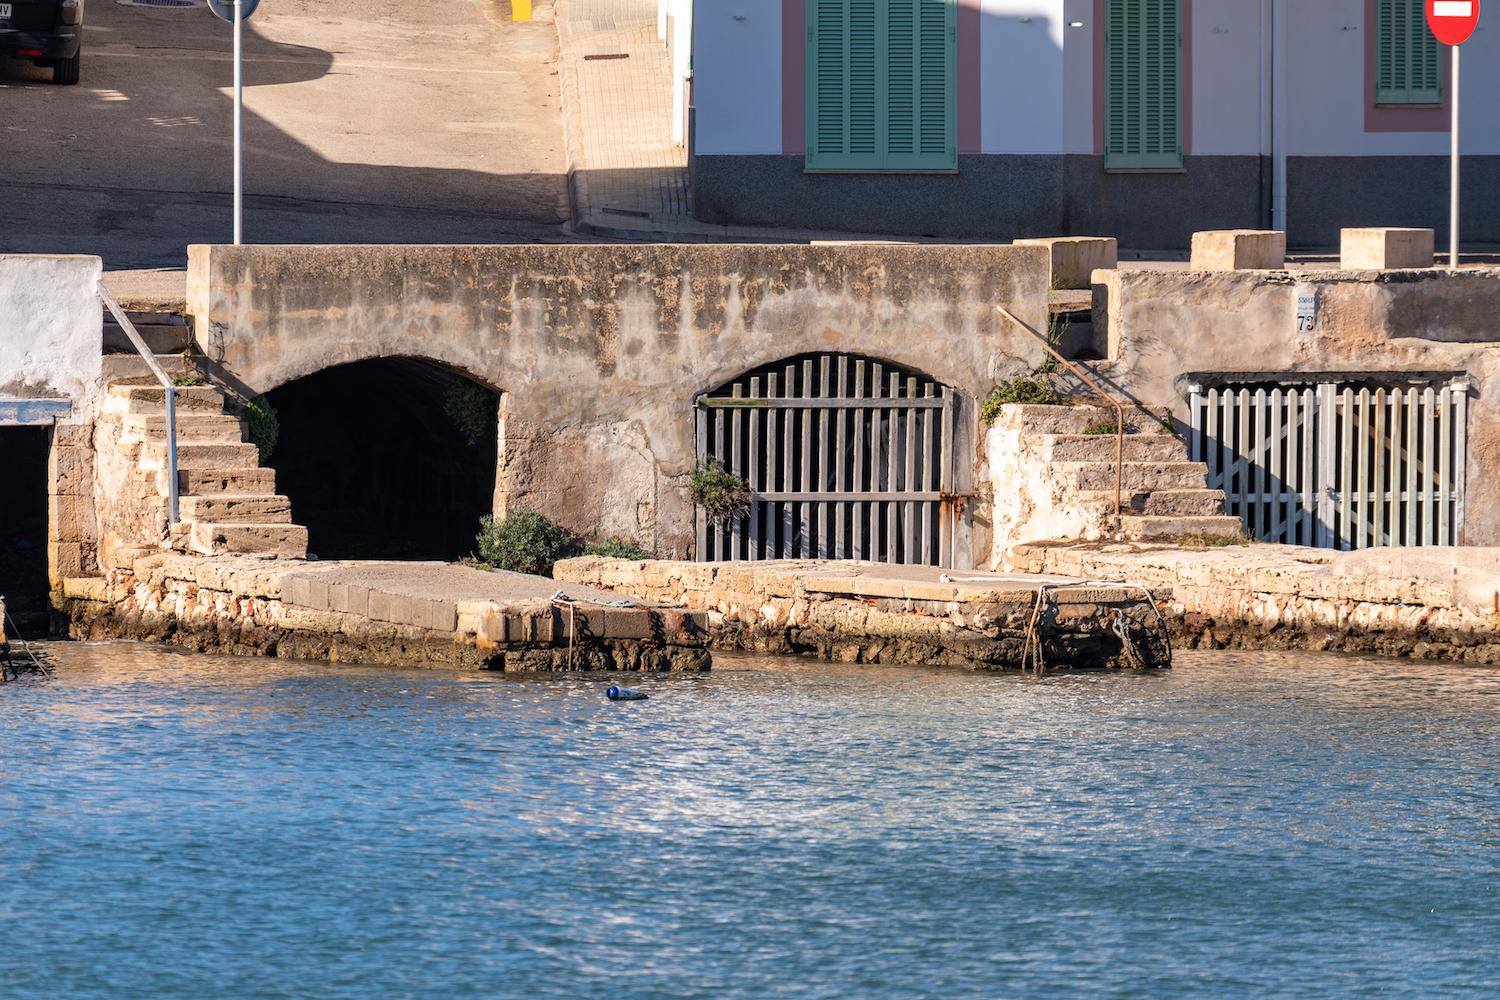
(583, 536), (653, 560)
(443, 378), (498, 447)
(691, 458), (751, 526)
(475, 510), (577, 577)
(1081, 417), (1134, 436)
(243, 397), (280, 462)
(980, 377), (1069, 425)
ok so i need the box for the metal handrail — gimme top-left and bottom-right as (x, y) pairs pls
(996, 305), (1126, 538)
(98, 283), (179, 524)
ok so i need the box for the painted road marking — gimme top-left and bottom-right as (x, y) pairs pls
(1434, 1), (1473, 16)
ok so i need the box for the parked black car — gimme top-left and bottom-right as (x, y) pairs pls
(0, 0), (83, 85)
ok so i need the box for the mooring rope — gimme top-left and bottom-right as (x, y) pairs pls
(1, 603), (51, 683)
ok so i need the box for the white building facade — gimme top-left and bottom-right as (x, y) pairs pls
(689, 0), (1500, 248)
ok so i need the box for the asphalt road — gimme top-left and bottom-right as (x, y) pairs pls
(0, 0), (570, 268)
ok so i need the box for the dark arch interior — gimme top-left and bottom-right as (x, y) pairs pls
(0, 427), (51, 636)
(264, 358), (499, 561)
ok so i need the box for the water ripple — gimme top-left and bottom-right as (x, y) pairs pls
(1, 642), (1498, 997)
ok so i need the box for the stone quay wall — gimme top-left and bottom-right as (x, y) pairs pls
(63, 555), (711, 672)
(186, 243), (1051, 563)
(1011, 543), (1500, 663)
(554, 557), (1170, 670)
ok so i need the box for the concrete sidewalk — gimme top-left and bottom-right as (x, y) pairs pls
(556, 0), (689, 230)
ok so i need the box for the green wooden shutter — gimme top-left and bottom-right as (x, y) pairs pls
(1105, 0), (1182, 170)
(1377, 0), (1442, 105)
(807, 0), (955, 171)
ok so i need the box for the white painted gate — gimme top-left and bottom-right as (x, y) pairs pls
(695, 354), (956, 565)
(1189, 379), (1468, 549)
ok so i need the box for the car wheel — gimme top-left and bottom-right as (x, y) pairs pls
(53, 51), (80, 86)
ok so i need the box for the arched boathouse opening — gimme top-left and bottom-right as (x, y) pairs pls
(263, 358), (499, 561)
(695, 353), (956, 565)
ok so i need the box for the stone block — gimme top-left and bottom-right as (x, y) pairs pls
(48, 493), (97, 543)
(1190, 230), (1286, 271)
(601, 608), (654, 640)
(48, 542), (83, 587)
(50, 422), (92, 448)
(366, 589), (393, 623)
(424, 600), (459, 633)
(1340, 228), (1435, 270)
(48, 445), (94, 497)
(1014, 236), (1118, 290)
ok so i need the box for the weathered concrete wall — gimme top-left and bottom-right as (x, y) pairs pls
(0, 255), (105, 599)
(0, 254), (102, 420)
(1093, 266), (1500, 545)
(186, 243), (1050, 562)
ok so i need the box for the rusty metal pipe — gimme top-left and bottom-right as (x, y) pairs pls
(996, 305), (1126, 538)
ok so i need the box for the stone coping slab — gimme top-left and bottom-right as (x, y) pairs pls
(555, 557), (1166, 609)
(1010, 542), (1500, 616)
(92, 554), (709, 646)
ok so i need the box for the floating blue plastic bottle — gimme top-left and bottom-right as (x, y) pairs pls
(606, 685), (649, 701)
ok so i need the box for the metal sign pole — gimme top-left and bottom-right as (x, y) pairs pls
(233, 0), (243, 245)
(1450, 43), (1460, 269)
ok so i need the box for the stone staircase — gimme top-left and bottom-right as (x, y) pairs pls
(989, 403), (1245, 562)
(96, 357), (306, 563)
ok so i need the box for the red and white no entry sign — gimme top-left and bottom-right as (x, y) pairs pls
(1428, 0), (1481, 46)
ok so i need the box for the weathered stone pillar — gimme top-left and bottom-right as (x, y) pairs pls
(1340, 228), (1436, 270)
(1190, 230), (1287, 271)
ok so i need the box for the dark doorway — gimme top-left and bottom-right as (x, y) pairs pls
(0, 427), (52, 636)
(264, 359), (499, 561)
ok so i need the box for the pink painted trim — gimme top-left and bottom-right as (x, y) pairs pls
(1181, 0), (1192, 155)
(1364, 0), (1451, 133)
(1093, 0), (1105, 155)
(783, 0), (806, 154)
(1093, 0), (1193, 158)
(958, 0), (981, 153)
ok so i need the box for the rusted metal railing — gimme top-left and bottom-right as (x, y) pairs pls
(996, 305), (1126, 537)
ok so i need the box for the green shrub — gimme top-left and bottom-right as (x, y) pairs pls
(475, 510), (578, 577)
(171, 374), (201, 387)
(980, 377), (1069, 424)
(583, 536), (653, 560)
(243, 397), (280, 463)
(1081, 418), (1135, 436)
(443, 378), (498, 447)
(691, 458), (751, 526)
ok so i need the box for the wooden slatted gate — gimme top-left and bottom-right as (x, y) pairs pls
(695, 353), (956, 565)
(1189, 378), (1469, 549)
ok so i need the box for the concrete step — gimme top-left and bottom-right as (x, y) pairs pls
(142, 441), (260, 472)
(108, 383), (225, 415)
(992, 403), (1175, 436)
(102, 312), (192, 355)
(179, 494), (293, 524)
(1040, 433), (1186, 463)
(1120, 515), (1247, 543)
(179, 467), (278, 495)
(1078, 488), (1228, 517)
(124, 413), (244, 443)
(1056, 461), (1211, 492)
(100, 354), (198, 382)
(171, 521), (308, 559)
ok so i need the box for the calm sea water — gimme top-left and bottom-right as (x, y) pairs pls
(2, 642), (1498, 998)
